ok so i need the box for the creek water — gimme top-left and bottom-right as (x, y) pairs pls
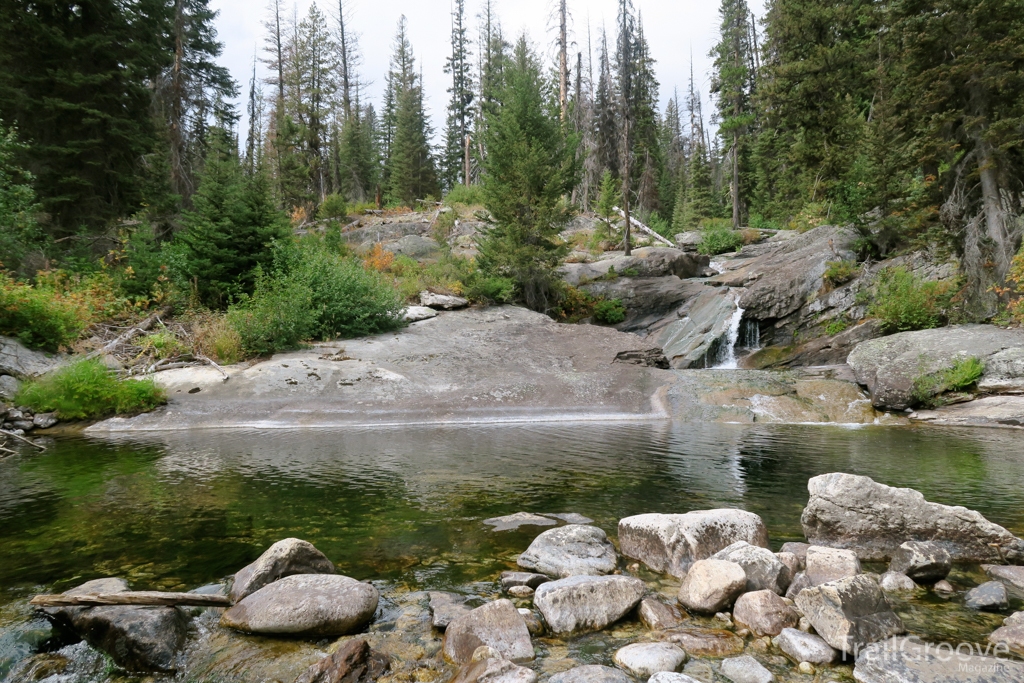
(2, 422), (1023, 678)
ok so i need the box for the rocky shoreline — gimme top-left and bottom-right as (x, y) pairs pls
(5, 473), (1024, 683)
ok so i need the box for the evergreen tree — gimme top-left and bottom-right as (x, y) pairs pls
(478, 36), (579, 312)
(630, 16), (663, 217)
(442, 0), (475, 190)
(0, 122), (44, 273)
(596, 170), (619, 224)
(295, 3), (338, 208)
(675, 143), (714, 229)
(593, 30), (620, 181)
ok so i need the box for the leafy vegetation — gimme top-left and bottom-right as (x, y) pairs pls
(824, 260), (859, 288)
(911, 357), (985, 407)
(869, 267), (956, 333)
(697, 220), (744, 256)
(593, 299), (627, 324)
(16, 359), (166, 420)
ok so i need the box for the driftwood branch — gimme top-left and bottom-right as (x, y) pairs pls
(612, 207), (675, 247)
(30, 591), (232, 608)
(197, 354), (230, 381)
(86, 309), (171, 360)
(0, 429), (45, 450)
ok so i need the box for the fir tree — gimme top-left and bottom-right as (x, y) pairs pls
(593, 30), (619, 181)
(478, 36), (579, 312)
(442, 0), (475, 190)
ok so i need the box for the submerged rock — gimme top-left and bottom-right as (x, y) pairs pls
(711, 541), (791, 594)
(452, 655), (538, 683)
(229, 538), (336, 603)
(500, 572), (550, 590)
(533, 575), (645, 634)
(46, 578), (188, 673)
(429, 592), (473, 630)
(483, 512), (557, 532)
(772, 628), (836, 665)
(794, 575), (904, 655)
(661, 628), (745, 657)
(677, 559), (747, 614)
(294, 638), (389, 683)
(618, 509), (769, 578)
(888, 541), (952, 584)
(221, 574), (378, 637)
(720, 655), (775, 683)
(732, 590), (799, 636)
(442, 599), (534, 664)
(548, 664), (631, 683)
(800, 472), (1024, 563)
(854, 637), (1024, 682)
(965, 582), (1009, 612)
(612, 642), (687, 678)
(517, 524), (618, 578)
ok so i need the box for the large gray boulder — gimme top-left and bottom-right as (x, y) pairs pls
(384, 234), (441, 260)
(801, 473), (1024, 563)
(794, 575), (905, 655)
(442, 599), (534, 664)
(677, 559), (747, 614)
(772, 628), (837, 665)
(888, 541), (951, 583)
(854, 637), (1024, 683)
(549, 665), (632, 683)
(533, 575), (645, 634)
(579, 277), (707, 333)
(517, 524), (617, 578)
(732, 590), (799, 636)
(711, 541), (791, 594)
(229, 538), (336, 602)
(559, 248), (708, 286)
(965, 582), (1009, 612)
(847, 325), (1024, 410)
(984, 565), (1024, 590)
(221, 574), (378, 636)
(612, 642), (687, 678)
(638, 598), (685, 630)
(618, 509), (769, 578)
(47, 578), (187, 673)
(0, 336), (65, 379)
(652, 288), (739, 369)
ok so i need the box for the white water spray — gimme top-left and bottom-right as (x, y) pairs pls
(713, 302), (745, 369)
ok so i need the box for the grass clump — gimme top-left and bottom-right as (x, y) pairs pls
(593, 299), (626, 324)
(16, 359), (166, 420)
(911, 356), (985, 407)
(824, 319), (850, 336)
(869, 266), (955, 333)
(697, 220), (744, 256)
(824, 260), (859, 287)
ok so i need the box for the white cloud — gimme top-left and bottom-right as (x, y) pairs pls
(210, 0), (765, 142)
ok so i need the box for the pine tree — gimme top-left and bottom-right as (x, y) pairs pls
(593, 29), (620, 181)
(295, 3), (338, 208)
(478, 36), (579, 312)
(442, 0), (475, 191)
(0, 122), (44, 273)
(676, 142), (714, 229)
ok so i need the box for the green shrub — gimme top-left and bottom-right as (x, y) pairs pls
(594, 299), (626, 324)
(824, 319), (850, 336)
(445, 184), (485, 206)
(227, 274), (314, 356)
(697, 221), (744, 256)
(16, 359), (166, 420)
(869, 266), (954, 333)
(465, 275), (515, 303)
(911, 356), (984, 407)
(749, 214), (781, 231)
(0, 273), (87, 351)
(824, 260), (859, 287)
(318, 193), (348, 220)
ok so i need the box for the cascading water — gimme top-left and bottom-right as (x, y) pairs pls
(712, 303), (746, 369)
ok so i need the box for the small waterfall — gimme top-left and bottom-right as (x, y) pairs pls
(741, 318), (761, 351)
(712, 304), (745, 369)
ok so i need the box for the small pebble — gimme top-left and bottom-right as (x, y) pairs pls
(798, 661), (814, 675)
(798, 617), (811, 632)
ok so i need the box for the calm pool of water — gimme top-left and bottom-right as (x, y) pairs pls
(2, 421), (1023, 611)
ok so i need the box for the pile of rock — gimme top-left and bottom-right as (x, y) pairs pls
(1, 404), (58, 434)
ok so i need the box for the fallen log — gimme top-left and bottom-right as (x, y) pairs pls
(612, 207), (675, 247)
(0, 429), (45, 450)
(30, 591), (232, 608)
(85, 308), (171, 360)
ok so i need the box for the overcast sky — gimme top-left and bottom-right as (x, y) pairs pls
(210, 0), (766, 142)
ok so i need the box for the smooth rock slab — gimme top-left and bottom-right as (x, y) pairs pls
(619, 510), (769, 578)
(429, 592), (474, 629)
(965, 582), (1009, 612)
(720, 655), (775, 683)
(989, 612), (1024, 657)
(442, 599), (534, 664)
(613, 643), (687, 678)
(888, 541), (952, 583)
(795, 575), (905, 655)
(711, 541), (791, 594)
(452, 657), (538, 683)
(805, 546), (860, 586)
(638, 598), (685, 630)
(678, 559), (747, 614)
(221, 574), (378, 636)
(772, 628), (837, 665)
(229, 538), (335, 602)
(533, 575), (645, 634)
(548, 665), (631, 683)
(517, 525), (618, 578)
(483, 512), (557, 532)
(294, 638), (388, 683)
(732, 590), (799, 636)
(800, 473), (1024, 563)
(854, 637), (1024, 683)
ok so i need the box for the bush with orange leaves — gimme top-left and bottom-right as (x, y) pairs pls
(363, 244), (395, 272)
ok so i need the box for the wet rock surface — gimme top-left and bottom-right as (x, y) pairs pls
(772, 628), (836, 665)
(222, 574), (379, 636)
(661, 628), (745, 657)
(516, 525), (617, 578)
(794, 575), (905, 655)
(720, 654), (775, 683)
(548, 664), (631, 683)
(854, 637), (1024, 682)
(294, 638), (389, 683)
(618, 510), (769, 578)
(711, 541), (791, 595)
(229, 537), (336, 602)
(888, 541), (952, 584)
(732, 590), (799, 636)
(484, 513), (557, 532)
(637, 598), (685, 630)
(451, 654), (538, 683)
(965, 582), (1009, 612)
(429, 592), (473, 630)
(801, 472), (1024, 562)
(533, 575), (645, 634)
